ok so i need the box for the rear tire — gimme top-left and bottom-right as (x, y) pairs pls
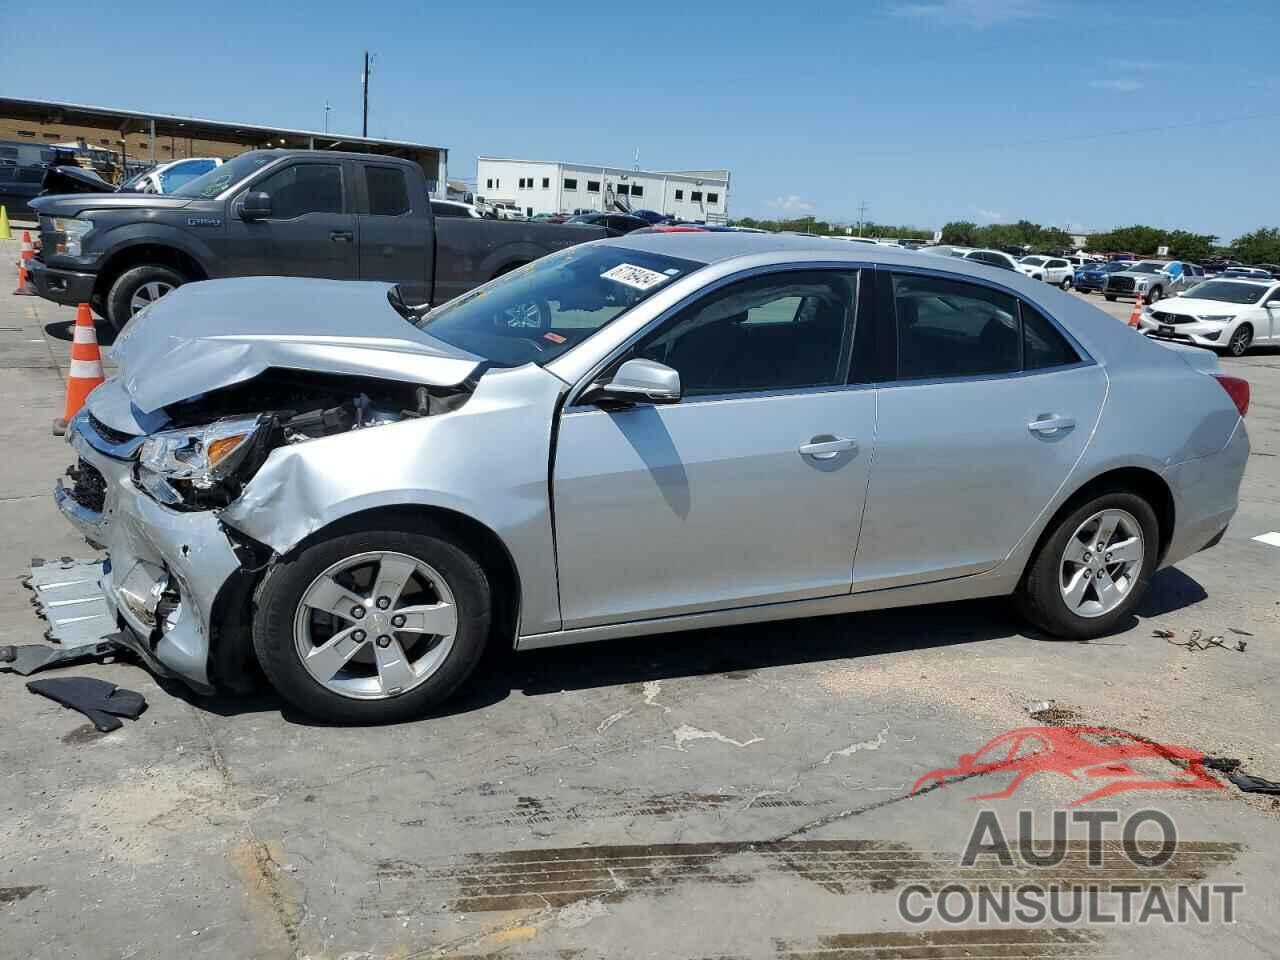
(253, 521), (491, 723)
(1060, 277), (1072, 290)
(1016, 490), (1159, 640)
(105, 264), (185, 331)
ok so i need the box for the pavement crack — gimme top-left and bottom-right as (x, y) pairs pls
(818, 724), (890, 766)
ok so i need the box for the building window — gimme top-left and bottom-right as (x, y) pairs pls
(691, 191), (703, 202)
(707, 192), (719, 203)
(541, 177), (550, 188)
(564, 178), (578, 190)
(587, 180), (600, 193)
(674, 189), (684, 200)
(486, 178), (493, 189)
(616, 184), (629, 196)
(631, 184), (643, 198)
(495, 179), (499, 189)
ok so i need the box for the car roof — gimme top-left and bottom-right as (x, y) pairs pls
(600, 231), (954, 267)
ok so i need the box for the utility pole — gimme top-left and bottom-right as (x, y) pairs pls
(361, 52), (371, 138)
(324, 100), (331, 134)
(856, 200), (869, 237)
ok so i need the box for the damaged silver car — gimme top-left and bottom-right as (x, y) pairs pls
(57, 236), (1250, 722)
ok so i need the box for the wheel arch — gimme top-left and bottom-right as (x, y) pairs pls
(92, 242), (209, 301)
(1020, 466), (1175, 584)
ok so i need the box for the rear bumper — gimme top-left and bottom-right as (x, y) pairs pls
(26, 258), (98, 307)
(1160, 417), (1250, 567)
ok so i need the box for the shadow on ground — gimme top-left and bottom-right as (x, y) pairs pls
(166, 565), (1208, 727)
(44, 317), (117, 347)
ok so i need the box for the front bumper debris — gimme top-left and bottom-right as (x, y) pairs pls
(53, 409), (244, 692)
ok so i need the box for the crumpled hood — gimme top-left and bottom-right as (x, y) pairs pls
(107, 276), (483, 416)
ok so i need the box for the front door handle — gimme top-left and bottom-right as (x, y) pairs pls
(1027, 414), (1075, 435)
(329, 230), (354, 243)
(799, 436), (857, 460)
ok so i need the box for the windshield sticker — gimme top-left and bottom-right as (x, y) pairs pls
(601, 263), (672, 291)
(543, 331), (567, 344)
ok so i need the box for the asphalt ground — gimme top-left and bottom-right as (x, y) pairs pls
(1, 234), (1278, 960)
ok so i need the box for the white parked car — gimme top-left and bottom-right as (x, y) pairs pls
(1139, 277), (1280, 356)
(1018, 256), (1074, 288)
(120, 157), (223, 195)
(429, 199), (482, 218)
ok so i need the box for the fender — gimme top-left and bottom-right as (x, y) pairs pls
(91, 223), (217, 276)
(220, 364), (567, 636)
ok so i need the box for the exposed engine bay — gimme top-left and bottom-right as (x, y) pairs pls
(136, 369), (474, 510)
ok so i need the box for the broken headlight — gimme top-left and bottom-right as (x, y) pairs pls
(136, 415), (265, 507)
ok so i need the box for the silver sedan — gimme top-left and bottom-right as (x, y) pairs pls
(58, 235), (1250, 721)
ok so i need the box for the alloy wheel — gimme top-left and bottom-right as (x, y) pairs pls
(1058, 508), (1144, 619)
(129, 280), (175, 316)
(1229, 327), (1252, 357)
(292, 551), (458, 700)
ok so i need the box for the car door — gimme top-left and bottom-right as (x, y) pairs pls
(1264, 284), (1280, 340)
(222, 158), (357, 279)
(852, 270), (1106, 591)
(355, 162), (432, 302)
(552, 268), (876, 629)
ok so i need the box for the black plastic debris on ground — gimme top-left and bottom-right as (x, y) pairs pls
(1204, 756), (1280, 795)
(26, 677), (147, 733)
(1, 639), (125, 677)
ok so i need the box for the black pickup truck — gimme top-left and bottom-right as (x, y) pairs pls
(28, 149), (605, 329)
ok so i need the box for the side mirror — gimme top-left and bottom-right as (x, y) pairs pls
(589, 359), (682, 406)
(1268, 300), (1280, 309)
(239, 191), (272, 220)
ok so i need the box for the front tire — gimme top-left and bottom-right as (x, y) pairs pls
(1146, 286), (1163, 303)
(253, 522), (491, 723)
(1016, 490), (1159, 640)
(1060, 277), (1072, 290)
(105, 264), (185, 330)
(1227, 324), (1253, 357)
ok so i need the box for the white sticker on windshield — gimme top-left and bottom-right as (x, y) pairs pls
(601, 263), (672, 291)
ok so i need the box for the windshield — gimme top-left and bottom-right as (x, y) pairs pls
(1100, 262), (1128, 272)
(1183, 280), (1270, 304)
(1129, 262), (1164, 274)
(412, 245), (703, 367)
(1021, 256), (1046, 266)
(171, 150), (275, 199)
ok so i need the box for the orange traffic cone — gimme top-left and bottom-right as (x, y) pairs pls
(1128, 291), (1144, 328)
(53, 304), (105, 435)
(12, 259), (36, 295)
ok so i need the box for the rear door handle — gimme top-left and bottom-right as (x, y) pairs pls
(799, 436), (857, 460)
(1027, 414), (1075, 435)
(329, 230), (354, 243)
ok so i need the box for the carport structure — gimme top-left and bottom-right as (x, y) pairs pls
(0, 96), (447, 190)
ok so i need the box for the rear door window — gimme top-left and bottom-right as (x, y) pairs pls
(365, 166), (411, 216)
(891, 274), (1021, 379)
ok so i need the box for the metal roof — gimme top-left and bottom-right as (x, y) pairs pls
(0, 96), (445, 157)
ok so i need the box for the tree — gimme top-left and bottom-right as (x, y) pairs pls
(940, 220), (977, 245)
(1164, 230), (1217, 262)
(1232, 227), (1280, 264)
(1087, 225), (1166, 255)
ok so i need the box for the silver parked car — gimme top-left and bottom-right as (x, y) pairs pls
(57, 237), (1250, 721)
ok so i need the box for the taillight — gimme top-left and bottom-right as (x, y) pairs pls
(1213, 375), (1249, 417)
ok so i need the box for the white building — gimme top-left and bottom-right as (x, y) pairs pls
(475, 157), (730, 222)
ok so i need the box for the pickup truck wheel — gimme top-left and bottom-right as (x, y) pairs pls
(252, 523), (491, 723)
(106, 264), (185, 330)
(1146, 286), (1162, 303)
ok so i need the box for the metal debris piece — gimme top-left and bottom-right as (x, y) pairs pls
(0, 639), (125, 677)
(1165, 629), (1242, 653)
(25, 557), (115, 645)
(1226, 770), (1280, 795)
(1151, 629), (1175, 639)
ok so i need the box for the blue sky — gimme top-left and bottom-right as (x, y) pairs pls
(5, 0), (1278, 240)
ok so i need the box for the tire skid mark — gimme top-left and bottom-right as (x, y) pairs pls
(359, 839), (1240, 917)
(401, 790), (808, 829)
